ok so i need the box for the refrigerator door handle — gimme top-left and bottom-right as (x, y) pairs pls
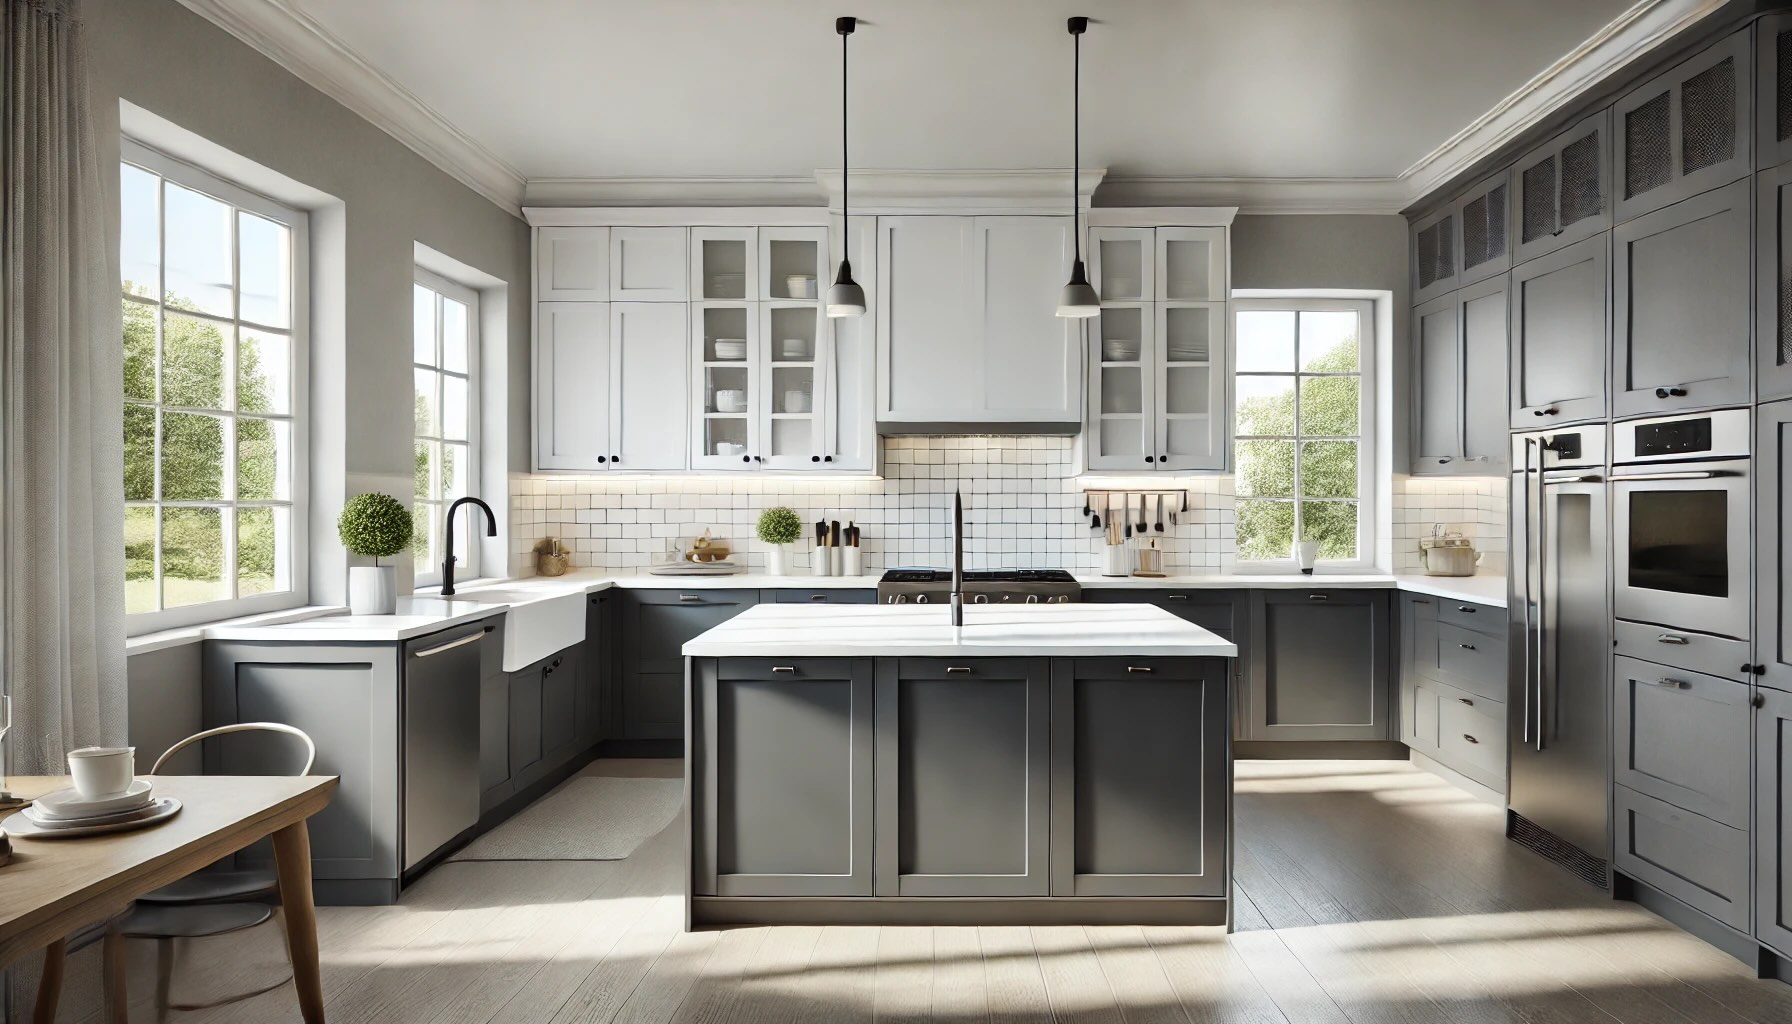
(1520, 437), (1535, 746)
(1533, 439), (1548, 753)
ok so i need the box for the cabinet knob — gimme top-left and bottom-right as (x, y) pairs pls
(741, 455), (751, 463)
(1754, 692), (1767, 709)
(1534, 407), (1558, 417)
(754, 455), (764, 463)
(612, 454), (620, 463)
(1458, 643), (1476, 651)
(824, 455), (834, 463)
(1463, 734), (1479, 744)
(1145, 455), (1155, 463)
(1655, 386), (1687, 399)
(1457, 697), (1473, 706)
(597, 456), (608, 464)
(1455, 605), (1476, 613)
(1438, 456), (1453, 464)
(812, 455), (821, 463)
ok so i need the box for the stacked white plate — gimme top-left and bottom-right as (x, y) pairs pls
(712, 339), (747, 360)
(1102, 340), (1140, 362)
(8, 780), (181, 838)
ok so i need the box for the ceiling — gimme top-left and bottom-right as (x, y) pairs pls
(186, 0), (1718, 211)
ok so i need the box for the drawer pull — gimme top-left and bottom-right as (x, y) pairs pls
(1457, 643), (1477, 651)
(678, 594), (703, 602)
(1455, 605), (1476, 613)
(771, 666), (797, 674)
(1457, 697), (1474, 706)
(1166, 594), (1189, 601)
(946, 666), (972, 674)
(1656, 633), (1690, 645)
(1649, 677), (1690, 690)
(1307, 593), (1329, 601)
(809, 594), (828, 601)
(1462, 734), (1479, 744)
(1127, 666), (1153, 673)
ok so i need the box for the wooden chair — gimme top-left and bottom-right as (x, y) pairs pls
(122, 723), (315, 1021)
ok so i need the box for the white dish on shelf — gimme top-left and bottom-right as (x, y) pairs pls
(711, 339), (747, 360)
(779, 339), (808, 359)
(714, 441), (747, 457)
(785, 275), (817, 299)
(713, 389), (747, 413)
(1102, 341), (1140, 361)
(783, 390), (812, 413)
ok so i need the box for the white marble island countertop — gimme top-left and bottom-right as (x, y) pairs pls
(682, 602), (1238, 659)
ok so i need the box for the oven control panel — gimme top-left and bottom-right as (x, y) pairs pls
(1632, 417), (1713, 458)
(1614, 408), (1749, 464)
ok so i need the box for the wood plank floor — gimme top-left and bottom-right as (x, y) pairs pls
(49, 758), (1792, 1023)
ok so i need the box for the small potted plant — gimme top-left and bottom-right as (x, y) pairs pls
(756, 506), (802, 576)
(339, 492), (413, 614)
(1293, 532), (1321, 575)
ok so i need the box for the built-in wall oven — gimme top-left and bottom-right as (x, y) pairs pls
(1510, 424), (1611, 887)
(1610, 409), (1751, 641)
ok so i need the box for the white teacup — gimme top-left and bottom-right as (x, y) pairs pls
(68, 746), (135, 799)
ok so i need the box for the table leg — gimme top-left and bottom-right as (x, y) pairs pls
(273, 819), (325, 1023)
(102, 921), (128, 1024)
(31, 938), (64, 1024)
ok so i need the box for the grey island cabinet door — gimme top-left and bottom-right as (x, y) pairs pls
(622, 589), (757, 740)
(1611, 179), (1751, 417)
(1509, 232), (1609, 427)
(692, 658), (873, 897)
(1760, 400), (1792, 694)
(1612, 27), (1752, 226)
(1512, 111), (1611, 267)
(1245, 590), (1391, 741)
(1049, 658), (1227, 897)
(873, 658), (1050, 897)
(1758, 163), (1792, 402)
(1757, 686), (1792, 957)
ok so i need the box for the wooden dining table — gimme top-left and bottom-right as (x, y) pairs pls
(0, 774), (337, 1023)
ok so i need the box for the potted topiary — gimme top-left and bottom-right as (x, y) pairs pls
(756, 506), (803, 576)
(339, 492), (413, 614)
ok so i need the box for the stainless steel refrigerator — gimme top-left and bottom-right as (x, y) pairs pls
(1508, 425), (1611, 888)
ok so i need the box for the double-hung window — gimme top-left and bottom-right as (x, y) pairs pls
(121, 141), (308, 632)
(412, 270), (479, 588)
(1231, 299), (1375, 570)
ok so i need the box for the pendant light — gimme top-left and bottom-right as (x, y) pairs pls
(1056, 15), (1100, 318)
(826, 16), (867, 318)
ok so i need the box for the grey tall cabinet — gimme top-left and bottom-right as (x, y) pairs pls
(1509, 233), (1609, 425)
(1412, 275), (1510, 473)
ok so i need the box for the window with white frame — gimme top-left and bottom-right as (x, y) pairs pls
(412, 270), (479, 588)
(1231, 299), (1375, 569)
(120, 141), (308, 631)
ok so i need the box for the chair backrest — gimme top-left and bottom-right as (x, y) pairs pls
(152, 722), (316, 776)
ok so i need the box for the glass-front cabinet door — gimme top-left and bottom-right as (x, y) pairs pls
(1155, 303), (1225, 470)
(760, 227), (828, 302)
(692, 227), (756, 302)
(690, 301), (758, 470)
(1089, 229), (1154, 469)
(1156, 227), (1225, 303)
(761, 303), (829, 469)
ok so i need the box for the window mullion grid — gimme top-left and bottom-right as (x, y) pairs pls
(154, 175), (168, 612)
(1292, 314), (1305, 546)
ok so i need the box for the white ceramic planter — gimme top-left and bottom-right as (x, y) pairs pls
(766, 545), (788, 576)
(1294, 540), (1320, 574)
(349, 565), (397, 615)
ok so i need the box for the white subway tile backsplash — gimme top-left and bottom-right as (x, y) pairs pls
(510, 439), (1509, 577)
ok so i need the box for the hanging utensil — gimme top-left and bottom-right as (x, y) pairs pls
(1090, 492), (1104, 532)
(1154, 493), (1165, 533)
(1136, 492), (1148, 534)
(1168, 490), (1185, 526)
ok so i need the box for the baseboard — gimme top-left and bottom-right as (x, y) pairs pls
(1233, 740), (1409, 759)
(313, 879), (401, 906)
(692, 895), (1228, 927)
(1409, 750), (1505, 804)
(600, 738), (684, 759)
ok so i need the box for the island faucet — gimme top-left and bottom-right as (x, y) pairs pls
(441, 496), (497, 596)
(951, 489), (964, 626)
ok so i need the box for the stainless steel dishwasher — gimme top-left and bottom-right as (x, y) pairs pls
(402, 620), (486, 871)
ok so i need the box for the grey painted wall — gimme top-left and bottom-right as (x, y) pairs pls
(84, 0), (532, 482)
(1230, 213), (1412, 472)
(126, 643), (204, 774)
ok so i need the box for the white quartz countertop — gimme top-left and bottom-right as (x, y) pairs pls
(160, 568), (1506, 647)
(682, 603), (1239, 658)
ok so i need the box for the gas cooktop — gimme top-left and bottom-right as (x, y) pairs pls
(876, 568), (1081, 604)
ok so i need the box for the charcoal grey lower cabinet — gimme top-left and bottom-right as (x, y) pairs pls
(1757, 687), (1792, 957)
(1613, 655), (1752, 830)
(624, 589), (758, 740)
(579, 591), (616, 748)
(768, 588), (877, 604)
(692, 658), (874, 897)
(479, 623), (512, 813)
(1050, 658), (1227, 897)
(510, 647), (578, 789)
(1247, 590), (1391, 741)
(875, 658), (1051, 897)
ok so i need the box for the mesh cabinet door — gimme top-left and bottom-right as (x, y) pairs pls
(1614, 27), (1752, 224)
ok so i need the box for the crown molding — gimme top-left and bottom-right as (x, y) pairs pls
(1096, 176), (1408, 215)
(174, 0), (526, 215)
(524, 176), (823, 208)
(1400, 0), (1726, 205)
(814, 168), (1108, 214)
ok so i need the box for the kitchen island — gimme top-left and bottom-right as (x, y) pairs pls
(681, 602), (1238, 928)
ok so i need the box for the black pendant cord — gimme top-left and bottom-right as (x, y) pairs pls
(1071, 20), (1080, 264)
(842, 22), (849, 229)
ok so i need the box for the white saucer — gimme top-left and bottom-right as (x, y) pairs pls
(32, 779), (153, 820)
(5, 798), (180, 839)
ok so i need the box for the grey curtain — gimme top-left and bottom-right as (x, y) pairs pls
(2, 0), (127, 775)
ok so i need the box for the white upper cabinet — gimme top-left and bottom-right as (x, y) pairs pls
(690, 299), (759, 471)
(537, 227), (610, 301)
(1086, 225), (1228, 472)
(610, 227), (689, 301)
(877, 215), (1081, 428)
(691, 227), (756, 302)
(824, 214), (878, 472)
(609, 302), (689, 470)
(535, 301), (610, 470)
